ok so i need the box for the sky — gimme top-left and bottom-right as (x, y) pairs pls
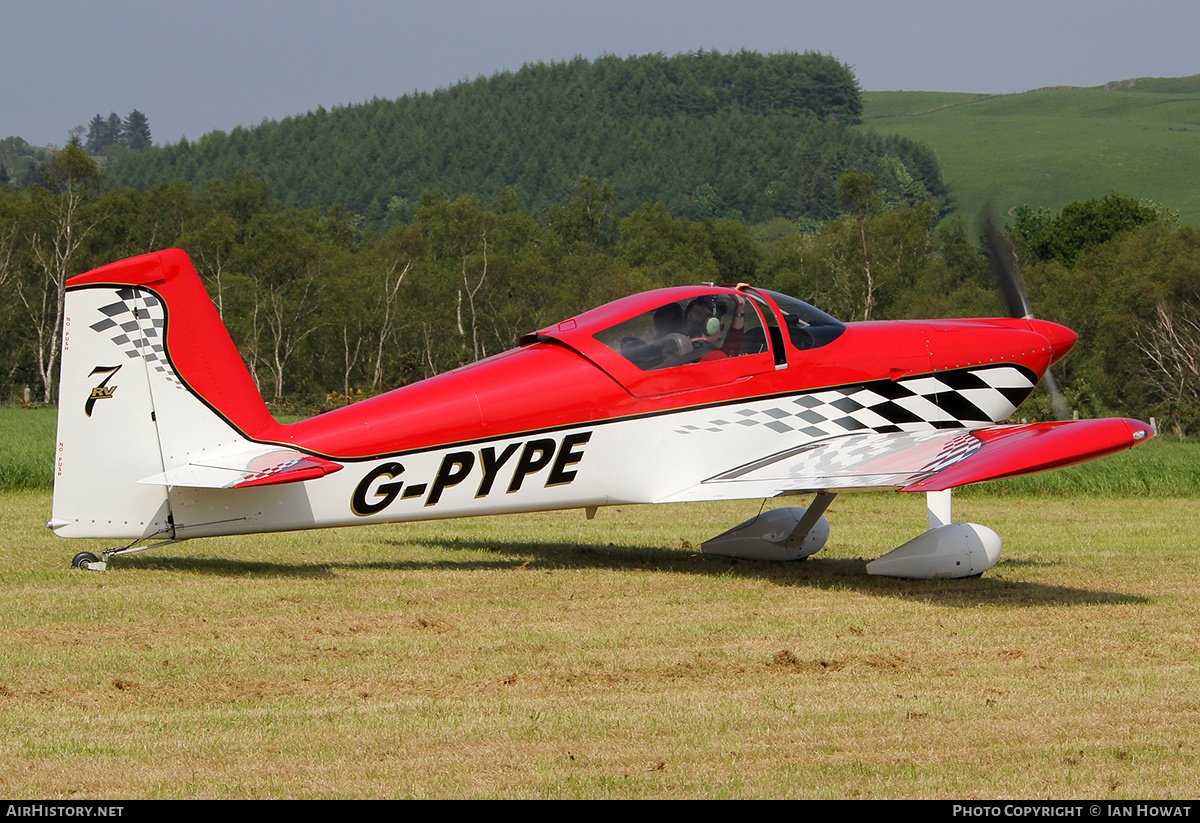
(3, 0), (1198, 148)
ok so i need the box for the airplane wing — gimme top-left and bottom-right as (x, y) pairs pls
(137, 449), (343, 489)
(658, 417), (1152, 502)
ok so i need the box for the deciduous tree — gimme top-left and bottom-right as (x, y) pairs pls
(15, 144), (104, 402)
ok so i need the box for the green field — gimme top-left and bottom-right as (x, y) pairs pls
(0, 406), (56, 491)
(863, 77), (1200, 225)
(2, 406), (1199, 797)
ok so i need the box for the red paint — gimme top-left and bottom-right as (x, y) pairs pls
(903, 418), (1151, 491)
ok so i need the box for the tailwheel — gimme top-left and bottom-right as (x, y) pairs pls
(68, 535), (178, 571)
(71, 551), (105, 571)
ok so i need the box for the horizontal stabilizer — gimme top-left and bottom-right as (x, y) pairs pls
(138, 449), (343, 489)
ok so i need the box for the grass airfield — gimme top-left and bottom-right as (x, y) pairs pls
(2, 479), (1198, 798)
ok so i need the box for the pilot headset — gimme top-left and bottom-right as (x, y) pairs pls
(686, 295), (724, 337)
(705, 298), (722, 336)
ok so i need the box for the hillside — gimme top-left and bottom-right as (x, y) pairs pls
(102, 51), (947, 226)
(0, 137), (53, 184)
(863, 76), (1200, 225)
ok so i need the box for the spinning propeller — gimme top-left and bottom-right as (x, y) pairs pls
(981, 206), (1072, 421)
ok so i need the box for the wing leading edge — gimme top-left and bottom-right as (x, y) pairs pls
(658, 417), (1154, 503)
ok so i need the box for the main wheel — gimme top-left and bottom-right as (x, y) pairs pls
(71, 551), (100, 569)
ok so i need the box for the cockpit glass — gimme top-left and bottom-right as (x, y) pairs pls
(757, 289), (846, 350)
(594, 293), (769, 371)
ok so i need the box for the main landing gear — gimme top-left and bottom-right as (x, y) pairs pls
(700, 489), (1002, 579)
(864, 489), (1001, 579)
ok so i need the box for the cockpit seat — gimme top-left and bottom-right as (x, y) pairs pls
(620, 333), (694, 369)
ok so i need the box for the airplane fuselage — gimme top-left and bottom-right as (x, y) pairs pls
(52, 261), (1099, 544)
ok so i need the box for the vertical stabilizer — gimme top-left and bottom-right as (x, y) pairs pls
(50, 250), (281, 540)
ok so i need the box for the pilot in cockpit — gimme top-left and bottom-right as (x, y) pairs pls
(682, 294), (746, 361)
(605, 292), (751, 369)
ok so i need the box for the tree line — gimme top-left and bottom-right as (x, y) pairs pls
(101, 51), (947, 227)
(2, 145), (1197, 434)
(83, 110), (152, 154)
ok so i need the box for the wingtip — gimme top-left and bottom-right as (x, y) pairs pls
(1124, 418), (1155, 442)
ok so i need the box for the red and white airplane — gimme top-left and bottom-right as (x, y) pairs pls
(52, 249), (1153, 577)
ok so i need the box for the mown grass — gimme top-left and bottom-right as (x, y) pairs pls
(2, 491), (1198, 798)
(863, 79), (1200, 224)
(2, 406), (1198, 797)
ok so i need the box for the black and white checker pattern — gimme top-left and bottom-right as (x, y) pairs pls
(88, 288), (184, 390)
(675, 365), (1036, 438)
(712, 428), (983, 485)
(911, 430), (983, 475)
